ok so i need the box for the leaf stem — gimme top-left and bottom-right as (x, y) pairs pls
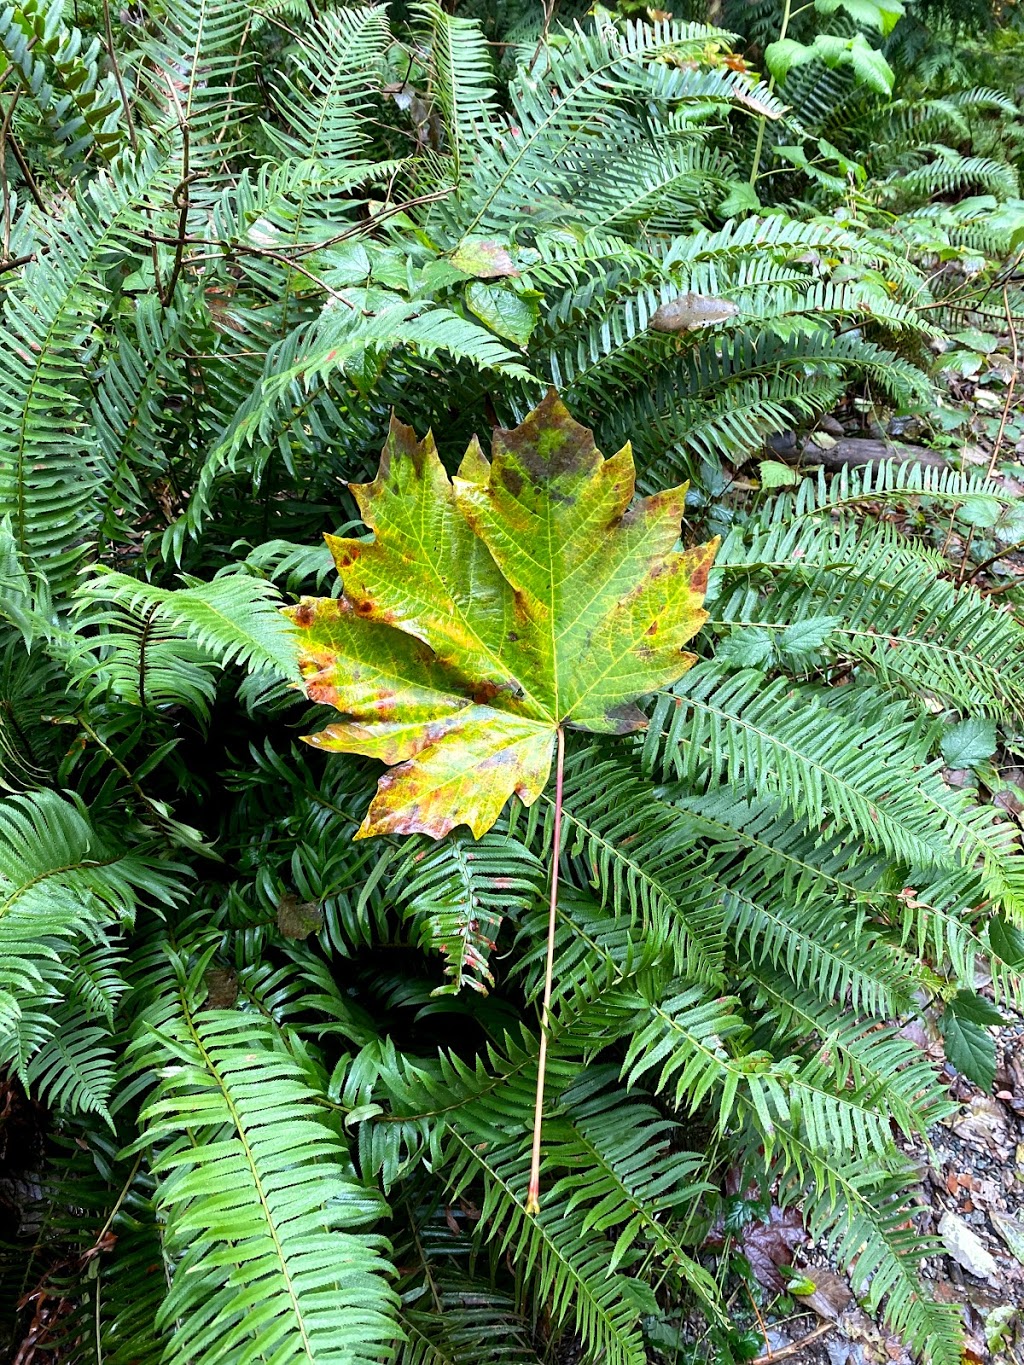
(749, 0), (792, 186)
(527, 724), (564, 1216)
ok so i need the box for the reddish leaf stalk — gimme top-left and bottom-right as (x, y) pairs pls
(527, 724), (565, 1216)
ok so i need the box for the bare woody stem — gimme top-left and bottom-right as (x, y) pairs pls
(527, 724), (565, 1216)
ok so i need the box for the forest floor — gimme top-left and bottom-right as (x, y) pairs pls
(749, 1014), (1024, 1365)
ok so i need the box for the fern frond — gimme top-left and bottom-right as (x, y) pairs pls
(443, 1129), (648, 1365)
(417, 1), (497, 177)
(134, 1003), (400, 1365)
(0, 790), (177, 1076)
(265, 6), (389, 165)
(0, 0), (124, 167)
(765, 1145), (963, 1365)
(390, 830), (544, 994)
(0, 144), (178, 592)
(74, 569), (300, 710)
(546, 755), (727, 985)
(645, 665), (951, 869)
(715, 512), (1024, 718)
(23, 1012), (116, 1122)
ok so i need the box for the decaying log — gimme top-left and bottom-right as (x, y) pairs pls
(767, 432), (948, 471)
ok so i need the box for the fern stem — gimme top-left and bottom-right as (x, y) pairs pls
(527, 724), (564, 1217)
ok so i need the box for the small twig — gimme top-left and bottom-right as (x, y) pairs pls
(229, 242), (356, 306)
(986, 284), (1019, 478)
(744, 1280), (773, 1359)
(0, 88), (22, 253)
(955, 524), (976, 587)
(968, 533), (1024, 582)
(0, 252), (33, 275)
(0, 37), (39, 93)
(148, 231), (358, 308)
(746, 1322), (834, 1365)
(7, 129), (46, 213)
(102, 0), (137, 153)
(161, 76), (192, 307)
(529, 0), (557, 73)
(527, 725), (565, 1216)
(73, 714), (173, 839)
(285, 187), (454, 258)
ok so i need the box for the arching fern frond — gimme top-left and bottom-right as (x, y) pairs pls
(133, 1004), (401, 1365)
(0, 144), (178, 593)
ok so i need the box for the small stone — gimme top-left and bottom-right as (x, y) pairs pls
(939, 1211), (1000, 1282)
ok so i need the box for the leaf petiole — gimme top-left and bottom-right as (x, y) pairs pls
(527, 724), (565, 1216)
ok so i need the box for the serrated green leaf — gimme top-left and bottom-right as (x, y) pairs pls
(758, 460), (799, 489)
(940, 991), (1001, 1090)
(848, 34), (894, 93)
(939, 1008), (996, 1090)
(716, 627), (774, 670)
(815, 0), (904, 34)
(957, 495), (1003, 528)
(719, 181), (761, 217)
(941, 717), (996, 769)
(946, 988), (1002, 1027)
(465, 281), (539, 345)
(989, 915), (1024, 967)
(450, 236), (519, 278)
(764, 38), (810, 83)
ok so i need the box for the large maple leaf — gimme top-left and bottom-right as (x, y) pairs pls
(285, 390), (718, 840)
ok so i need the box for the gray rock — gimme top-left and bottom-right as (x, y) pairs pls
(939, 1210), (1000, 1282)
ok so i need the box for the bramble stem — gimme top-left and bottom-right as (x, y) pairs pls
(526, 725), (565, 1216)
(748, 0), (792, 186)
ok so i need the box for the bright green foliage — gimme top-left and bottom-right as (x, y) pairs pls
(133, 1000), (398, 1365)
(2, 1), (1023, 1363)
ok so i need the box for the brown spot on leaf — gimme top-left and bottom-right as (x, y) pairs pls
(473, 680), (503, 705)
(502, 466), (523, 497)
(291, 601), (315, 627)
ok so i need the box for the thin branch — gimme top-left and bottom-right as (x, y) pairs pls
(7, 129), (46, 213)
(968, 532), (1024, 582)
(161, 76), (193, 307)
(0, 36), (39, 93)
(225, 242), (356, 306)
(527, 724), (564, 1216)
(148, 232), (359, 308)
(747, 1322), (834, 1365)
(986, 284), (1019, 478)
(102, 0), (138, 153)
(0, 87), (22, 254)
